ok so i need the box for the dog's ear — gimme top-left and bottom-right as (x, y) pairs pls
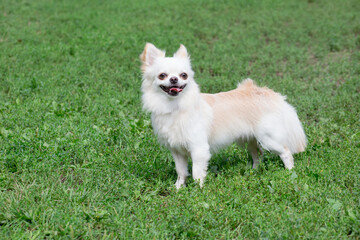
(173, 44), (189, 59)
(140, 43), (165, 71)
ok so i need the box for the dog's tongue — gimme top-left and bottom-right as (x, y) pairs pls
(170, 87), (182, 93)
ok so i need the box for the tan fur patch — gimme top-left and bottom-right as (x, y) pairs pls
(201, 81), (284, 139)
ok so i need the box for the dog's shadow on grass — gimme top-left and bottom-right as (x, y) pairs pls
(208, 146), (285, 177)
(209, 151), (248, 176)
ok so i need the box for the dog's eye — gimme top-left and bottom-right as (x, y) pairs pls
(180, 72), (188, 80)
(158, 73), (167, 80)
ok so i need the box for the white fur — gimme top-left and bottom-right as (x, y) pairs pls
(140, 43), (307, 188)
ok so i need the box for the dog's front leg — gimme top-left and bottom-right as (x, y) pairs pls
(190, 145), (211, 187)
(171, 150), (189, 189)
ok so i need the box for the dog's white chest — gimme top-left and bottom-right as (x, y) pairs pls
(151, 111), (197, 150)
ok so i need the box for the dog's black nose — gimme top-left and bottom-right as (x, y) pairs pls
(170, 77), (178, 84)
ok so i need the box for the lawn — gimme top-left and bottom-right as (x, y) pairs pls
(0, 0), (359, 238)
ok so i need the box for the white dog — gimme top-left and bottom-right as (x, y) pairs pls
(140, 43), (306, 188)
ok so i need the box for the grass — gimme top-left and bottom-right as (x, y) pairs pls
(0, 0), (359, 238)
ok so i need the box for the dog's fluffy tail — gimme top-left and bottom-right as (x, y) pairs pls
(257, 102), (307, 155)
(282, 103), (307, 153)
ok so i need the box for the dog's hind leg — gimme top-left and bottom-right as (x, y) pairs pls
(279, 146), (294, 170)
(171, 150), (189, 189)
(247, 140), (263, 168)
(258, 136), (294, 170)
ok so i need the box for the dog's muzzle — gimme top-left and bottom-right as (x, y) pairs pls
(160, 84), (187, 96)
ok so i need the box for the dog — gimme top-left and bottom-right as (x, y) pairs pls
(140, 43), (306, 188)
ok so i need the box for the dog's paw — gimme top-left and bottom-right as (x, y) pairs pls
(175, 179), (186, 189)
(193, 177), (205, 188)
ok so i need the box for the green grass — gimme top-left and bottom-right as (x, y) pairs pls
(1, 0), (359, 238)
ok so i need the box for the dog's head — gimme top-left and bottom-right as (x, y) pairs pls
(140, 43), (194, 97)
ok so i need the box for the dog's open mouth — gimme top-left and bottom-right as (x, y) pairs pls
(160, 84), (187, 96)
